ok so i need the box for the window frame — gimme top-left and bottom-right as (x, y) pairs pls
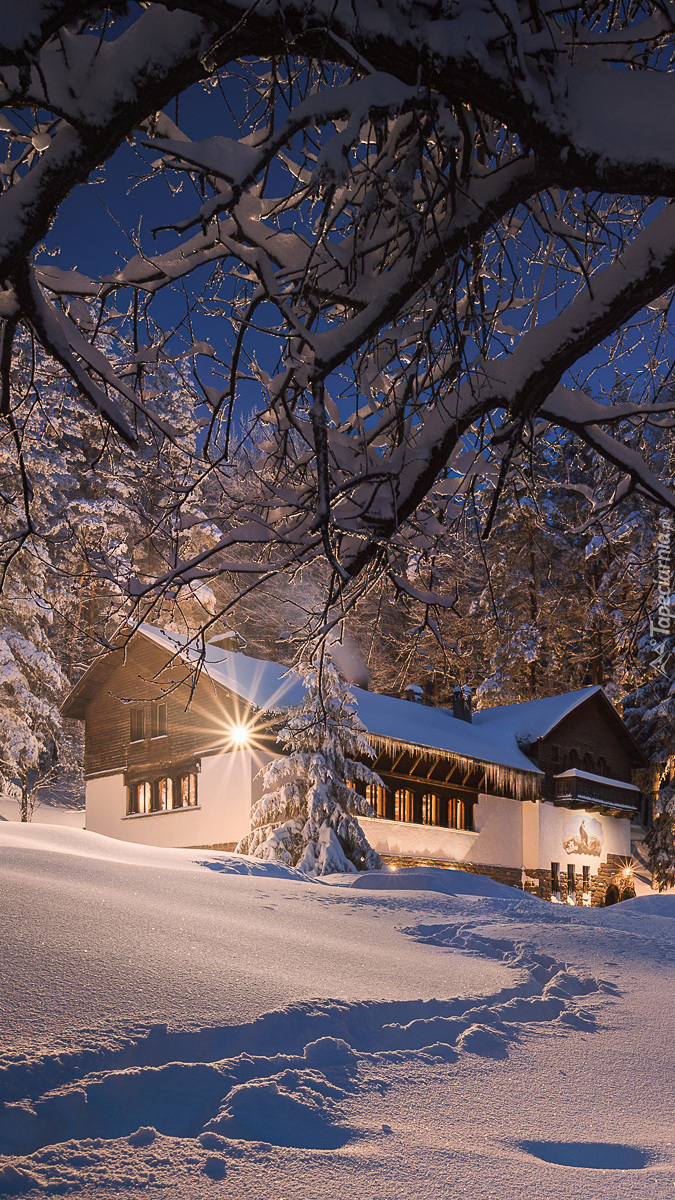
(129, 707), (146, 743)
(126, 767), (199, 816)
(128, 779), (152, 814)
(151, 702), (168, 739)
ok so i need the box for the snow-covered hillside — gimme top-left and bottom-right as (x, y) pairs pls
(0, 798), (84, 828)
(0, 825), (673, 1198)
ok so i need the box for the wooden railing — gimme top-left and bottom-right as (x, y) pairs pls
(554, 773), (638, 811)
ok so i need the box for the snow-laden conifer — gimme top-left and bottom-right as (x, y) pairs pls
(0, 556), (67, 820)
(646, 780), (675, 892)
(237, 655), (383, 876)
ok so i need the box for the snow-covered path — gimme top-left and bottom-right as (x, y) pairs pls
(0, 825), (673, 1198)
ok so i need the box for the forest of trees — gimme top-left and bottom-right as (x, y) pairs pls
(0, 2), (674, 841)
(3, 364), (672, 825)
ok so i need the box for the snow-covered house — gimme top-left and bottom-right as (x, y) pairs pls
(62, 624), (646, 905)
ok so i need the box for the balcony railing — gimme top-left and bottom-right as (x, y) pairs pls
(553, 768), (639, 813)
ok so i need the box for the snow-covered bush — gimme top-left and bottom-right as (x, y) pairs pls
(237, 655), (383, 876)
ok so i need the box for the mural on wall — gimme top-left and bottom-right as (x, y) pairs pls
(562, 815), (604, 857)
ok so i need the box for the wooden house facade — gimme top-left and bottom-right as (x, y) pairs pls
(61, 624), (646, 905)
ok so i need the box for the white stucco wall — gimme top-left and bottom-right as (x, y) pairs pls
(360, 793), (528, 868)
(472, 794), (526, 866)
(358, 814), (478, 863)
(195, 749), (255, 844)
(360, 795), (631, 877)
(538, 801), (631, 872)
(85, 775), (128, 839)
(85, 757), (632, 868)
(85, 747), (271, 848)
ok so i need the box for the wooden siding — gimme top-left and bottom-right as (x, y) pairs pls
(533, 692), (637, 801)
(82, 636), (252, 780)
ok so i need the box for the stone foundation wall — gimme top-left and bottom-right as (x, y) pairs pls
(537, 854), (632, 906)
(380, 853), (632, 906)
(187, 842), (238, 851)
(591, 853), (635, 905)
(380, 855), (523, 891)
(523, 867), (552, 900)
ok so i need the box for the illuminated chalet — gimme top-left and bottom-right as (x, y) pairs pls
(62, 624), (646, 905)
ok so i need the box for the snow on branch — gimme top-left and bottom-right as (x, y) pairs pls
(1, 1), (675, 604)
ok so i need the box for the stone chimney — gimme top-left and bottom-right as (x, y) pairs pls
(403, 683), (424, 705)
(452, 684), (472, 723)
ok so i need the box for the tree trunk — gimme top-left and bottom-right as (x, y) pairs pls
(20, 778), (29, 822)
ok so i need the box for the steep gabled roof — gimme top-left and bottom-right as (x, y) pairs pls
(62, 623), (645, 779)
(473, 687), (603, 743)
(60, 623), (305, 721)
(63, 624), (541, 779)
(139, 624), (306, 709)
(472, 685), (646, 767)
(139, 625), (543, 776)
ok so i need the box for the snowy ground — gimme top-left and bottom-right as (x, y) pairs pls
(0, 798), (84, 828)
(1, 825), (674, 1198)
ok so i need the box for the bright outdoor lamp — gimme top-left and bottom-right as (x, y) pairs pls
(228, 721), (252, 749)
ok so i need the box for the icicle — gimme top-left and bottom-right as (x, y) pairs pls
(367, 735), (540, 802)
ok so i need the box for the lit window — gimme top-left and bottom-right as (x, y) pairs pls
(448, 796), (466, 830)
(128, 780), (152, 814)
(179, 773), (198, 807)
(127, 773), (199, 815)
(366, 783), (387, 818)
(130, 709), (145, 742)
(394, 789), (413, 822)
(421, 793), (440, 825)
(151, 703), (167, 738)
(155, 777), (172, 811)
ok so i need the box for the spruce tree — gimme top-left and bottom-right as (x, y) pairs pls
(0, 557), (67, 820)
(237, 654), (384, 876)
(645, 781), (675, 892)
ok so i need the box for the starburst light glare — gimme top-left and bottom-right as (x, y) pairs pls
(228, 721), (252, 749)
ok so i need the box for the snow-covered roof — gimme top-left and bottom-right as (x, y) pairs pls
(139, 625), (541, 777)
(64, 624), (640, 782)
(348, 685), (541, 776)
(139, 623), (307, 710)
(555, 768), (640, 793)
(471, 686), (604, 745)
(472, 686), (646, 768)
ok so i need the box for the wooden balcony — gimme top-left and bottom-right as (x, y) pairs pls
(553, 769), (640, 817)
